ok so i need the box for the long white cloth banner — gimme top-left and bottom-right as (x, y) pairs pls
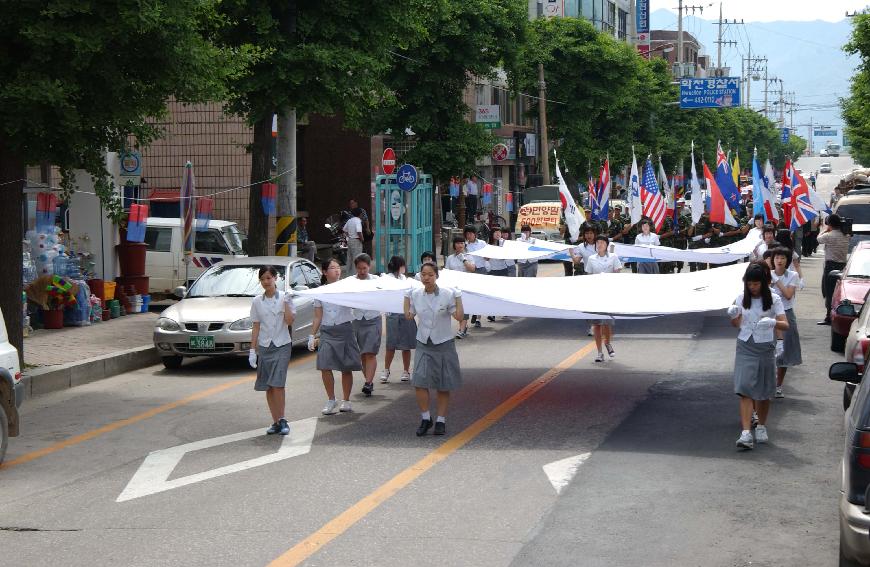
(466, 232), (761, 264)
(296, 262), (747, 320)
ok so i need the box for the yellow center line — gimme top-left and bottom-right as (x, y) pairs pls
(0, 354), (313, 470)
(267, 341), (597, 567)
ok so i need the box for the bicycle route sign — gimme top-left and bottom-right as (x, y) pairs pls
(396, 163), (418, 191)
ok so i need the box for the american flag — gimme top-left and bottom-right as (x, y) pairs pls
(641, 158), (666, 232)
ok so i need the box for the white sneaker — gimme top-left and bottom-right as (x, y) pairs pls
(322, 399), (339, 415)
(379, 369), (391, 383)
(594, 352), (605, 362)
(400, 371), (411, 382)
(755, 425), (769, 443)
(339, 400), (353, 413)
(775, 387), (784, 399)
(736, 430), (754, 449)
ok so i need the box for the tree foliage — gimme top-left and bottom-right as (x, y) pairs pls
(844, 13), (870, 167)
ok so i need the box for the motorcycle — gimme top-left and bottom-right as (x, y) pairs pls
(324, 212), (349, 266)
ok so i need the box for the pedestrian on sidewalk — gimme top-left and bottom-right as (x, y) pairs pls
(296, 216), (317, 262)
(343, 209), (365, 277)
(517, 225), (539, 278)
(311, 258), (362, 415)
(381, 256), (416, 384)
(728, 262), (789, 450)
(404, 262), (464, 437)
(817, 214), (850, 325)
(445, 236), (476, 339)
(249, 266), (296, 436)
(768, 247), (802, 398)
(351, 254), (382, 397)
(585, 235), (623, 362)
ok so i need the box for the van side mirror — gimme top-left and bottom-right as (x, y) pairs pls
(830, 362), (861, 383)
(172, 286), (187, 299)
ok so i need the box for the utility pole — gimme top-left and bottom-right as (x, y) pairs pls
(714, 3), (741, 73)
(275, 3), (297, 257)
(763, 70), (772, 120)
(675, 1), (705, 76)
(538, 63), (550, 183)
(778, 79), (785, 126)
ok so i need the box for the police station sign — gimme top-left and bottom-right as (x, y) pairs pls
(679, 77), (741, 109)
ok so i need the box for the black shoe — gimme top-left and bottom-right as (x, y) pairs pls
(416, 419), (433, 436)
(433, 421), (446, 435)
(486, 316), (496, 322)
(473, 320), (481, 328)
(362, 382), (374, 397)
(266, 422), (280, 435)
(278, 418), (290, 436)
(817, 319), (831, 326)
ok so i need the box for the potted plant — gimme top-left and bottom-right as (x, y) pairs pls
(26, 275), (79, 330)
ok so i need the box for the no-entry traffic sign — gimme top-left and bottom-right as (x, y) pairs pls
(382, 148), (396, 175)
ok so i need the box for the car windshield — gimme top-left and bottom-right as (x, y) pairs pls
(222, 225), (245, 254)
(847, 250), (870, 278)
(186, 265), (286, 297)
(837, 204), (870, 225)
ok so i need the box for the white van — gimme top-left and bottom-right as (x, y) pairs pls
(0, 307), (23, 464)
(144, 218), (247, 295)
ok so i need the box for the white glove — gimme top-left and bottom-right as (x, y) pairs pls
(798, 278), (806, 290)
(770, 273), (779, 285)
(307, 334), (316, 352)
(691, 235), (704, 242)
(756, 317), (777, 330)
(283, 291), (294, 304)
(703, 237), (711, 244)
(248, 349), (257, 369)
(775, 339), (784, 358)
(727, 305), (740, 318)
(453, 288), (462, 299)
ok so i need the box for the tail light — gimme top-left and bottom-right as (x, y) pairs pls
(857, 433), (870, 469)
(854, 338), (870, 374)
(13, 372), (20, 384)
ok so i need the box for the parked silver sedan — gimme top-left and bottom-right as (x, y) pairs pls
(153, 256), (321, 369)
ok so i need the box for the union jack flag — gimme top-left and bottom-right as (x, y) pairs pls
(641, 157), (666, 232)
(790, 170), (818, 231)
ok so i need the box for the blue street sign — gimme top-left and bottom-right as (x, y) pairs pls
(679, 77), (741, 109)
(396, 163), (418, 191)
(781, 128), (790, 144)
(636, 0), (650, 34)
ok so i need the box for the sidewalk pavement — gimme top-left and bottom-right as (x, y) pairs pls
(21, 312), (160, 400)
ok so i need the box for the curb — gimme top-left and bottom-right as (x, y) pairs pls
(21, 345), (161, 400)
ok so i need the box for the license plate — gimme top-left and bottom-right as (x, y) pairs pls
(188, 336), (215, 350)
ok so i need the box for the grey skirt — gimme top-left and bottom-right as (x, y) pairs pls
(353, 317), (383, 354)
(489, 268), (510, 277)
(317, 322), (363, 371)
(254, 343), (292, 391)
(734, 337), (776, 400)
(636, 261), (660, 274)
(412, 339), (462, 391)
(590, 318), (615, 327)
(777, 308), (803, 368)
(385, 313), (417, 351)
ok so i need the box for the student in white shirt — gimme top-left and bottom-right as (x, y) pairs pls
(750, 225), (776, 262)
(569, 224), (598, 276)
(517, 225), (539, 278)
(585, 235), (623, 362)
(445, 236), (475, 338)
(746, 214), (765, 241)
(404, 263), (464, 436)
(727, 261), (789, 450)
(250, 265), (296, 436)
(634, 219), (661, 274)
(310, 258), (362, 415)
(767, 247), (802, 398)
(343, 210), (365, 276)
(380, 256), (416, 384)
(352, 254), (382, 397)
(414, 251), (436, 281)
(464, 225), (488, 329)
(485, 227), (515, 322)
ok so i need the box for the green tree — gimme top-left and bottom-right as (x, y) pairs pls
(0, 1), (233, 358)
(844, 13), (870, 166)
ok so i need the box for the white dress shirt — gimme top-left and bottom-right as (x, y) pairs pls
(465, 239), (488, 271)
(351, 274), (381, 320)
(585, 252), (623, 274)
(344, 216), (363, 240)
(407, 285), (457, 345)
(732, 293), (785, 343)
(771, 269), (799, 311)
(635, 233), (661, 246)
(465, 180), (479, 196)
(572, 242), (597, 264)
(488, 239), (515, 271)
(445, 253), (473, 272)
(313, 298), (354, 327)
(250, 291), (295, 348)
(518, 234), (538, 264)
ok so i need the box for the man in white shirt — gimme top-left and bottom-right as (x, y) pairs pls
(343, 210), (364, 276)
(517, 225), (539, 278)
(464, 225), (488, 328)
(465, 175), (479, 221)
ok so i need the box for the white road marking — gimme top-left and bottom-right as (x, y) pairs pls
(117, 418), (317, 502)
(543, 452), (591, 495)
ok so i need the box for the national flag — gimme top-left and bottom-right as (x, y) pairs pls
(715, 142), (742, 213)
(640, 157), (666, 232)
(732, 150), (740, 187)
(261, 181), (277, 215)
(689, 143), (704, 225)
(554, 150), (585, 242)
(751, 150), (765, 220)
(126, 203), (149, 243)
(180, 161), (196, 259)
(790, 170), (818, 231)
(593, 158), (610, 222)
(703, 161), (737, 226)
(659, 158), (674, 217)
(195, 197), (214, 232)
(781, 160), (794, 227)
(587, 175), (596, 210)
(36, 192), (58, 232)
(629, 150), (642, 225)
(762, 159), (779, 221)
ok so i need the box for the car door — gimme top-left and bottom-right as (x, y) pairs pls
(144, 225), (176, 293)
(287, 261), (317, 342)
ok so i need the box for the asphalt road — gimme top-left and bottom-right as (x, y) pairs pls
(0, 157), (859, 567)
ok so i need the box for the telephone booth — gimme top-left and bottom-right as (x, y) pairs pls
(373, 173), (433, 274)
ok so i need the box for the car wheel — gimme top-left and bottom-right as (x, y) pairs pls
(0, 403), (8, 465)
(833, 330), (847, 353)
(161, 355), (184, 370)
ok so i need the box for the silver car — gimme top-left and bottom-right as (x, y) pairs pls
(153, 256), (321, 369)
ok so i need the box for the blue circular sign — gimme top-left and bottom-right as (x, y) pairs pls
(396, 163), (418, 191)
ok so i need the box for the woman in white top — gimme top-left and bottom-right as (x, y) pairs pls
(404, 263), (464, 437)
(517, 225), (539, 278)
(767, 247), (802, 398)
(569, 224), (598, 276)
(728, 262), (789, 450)
(380, 256), (416, 384)
(585, 235), (623, 362)
(750, 225), (776, 262)
(310, 258), (362, 415)
(746, 214), (765, 242)
(250, 266), (296, 436)
(445, 236), (476, 338)
(352, 254), (382, 397)
(634, 219), (661, 274)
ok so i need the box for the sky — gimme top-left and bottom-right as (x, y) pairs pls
(651, 0), (864, 23)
